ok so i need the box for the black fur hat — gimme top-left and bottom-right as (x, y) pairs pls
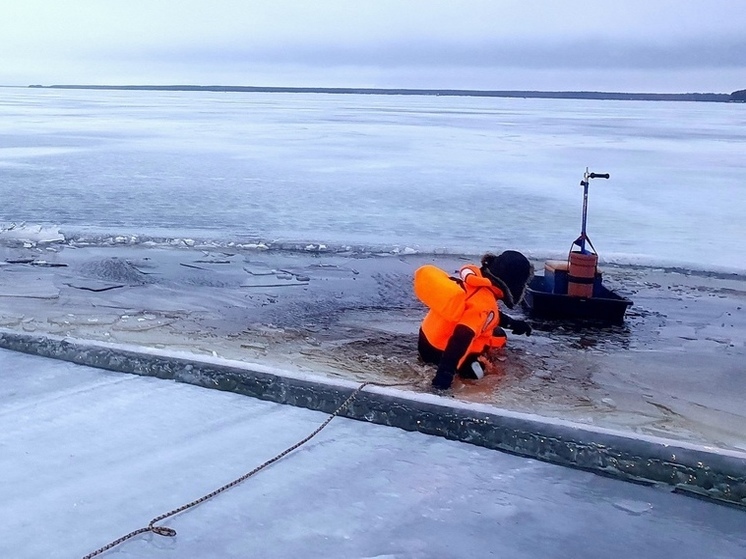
(480, 250), (534, 308)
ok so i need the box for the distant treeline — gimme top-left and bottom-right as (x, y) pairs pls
(29, 84), (744, 102)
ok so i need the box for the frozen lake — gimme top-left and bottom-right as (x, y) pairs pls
(3, 88), (745, 558)
(1, 87), (744, 272)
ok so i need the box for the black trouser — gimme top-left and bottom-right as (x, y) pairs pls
(418, 327), (480, 379)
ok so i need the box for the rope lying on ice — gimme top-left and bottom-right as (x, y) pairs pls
(82, 380), (410, 559)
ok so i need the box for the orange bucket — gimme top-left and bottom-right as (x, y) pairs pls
(567, 252), (598, 298)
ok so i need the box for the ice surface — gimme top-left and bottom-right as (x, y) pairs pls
(0, 244), (744, 453)
(2, 349), (745, 559)
(1, 90), (745, 547)
(0, 222), (64, 245)
(1, 88), (745, 273)
(0, 272), (59, 298)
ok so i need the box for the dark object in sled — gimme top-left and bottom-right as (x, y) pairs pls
(522, 275), (633, 325)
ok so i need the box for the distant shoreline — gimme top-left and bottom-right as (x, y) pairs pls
(28, 84), (734, 102)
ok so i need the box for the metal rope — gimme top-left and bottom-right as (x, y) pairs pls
(82, 380), (409, 559)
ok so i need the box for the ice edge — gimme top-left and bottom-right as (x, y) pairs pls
(1, 328), (744, 509)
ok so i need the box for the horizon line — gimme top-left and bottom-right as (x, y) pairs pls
(24, 84), (737, 102)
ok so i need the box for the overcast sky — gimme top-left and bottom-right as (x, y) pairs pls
(2, 0), (744, 92)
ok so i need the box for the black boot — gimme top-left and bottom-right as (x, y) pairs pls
(432, 368), (455, 390)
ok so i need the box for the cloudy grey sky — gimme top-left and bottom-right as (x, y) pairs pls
(2, 0), (744, 92)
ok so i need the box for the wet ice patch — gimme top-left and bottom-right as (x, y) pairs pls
(47, 314), (118, 326)
(114, 313), (175, 332)
(78, 258), (155, 285)
(0, 313), (25, 327)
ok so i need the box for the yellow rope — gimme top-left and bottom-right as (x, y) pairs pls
(83, 381), (409, 558)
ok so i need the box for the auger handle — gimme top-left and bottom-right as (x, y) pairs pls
(589, 172), (610, 179)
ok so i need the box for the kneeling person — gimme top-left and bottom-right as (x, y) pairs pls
(416, 251), (534, 390)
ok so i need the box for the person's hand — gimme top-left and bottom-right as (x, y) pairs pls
(431, 369), (455, 390)
(510, 320), (532, 336)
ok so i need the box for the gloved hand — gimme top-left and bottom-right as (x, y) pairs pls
(509, 320), (532, 336)
(431, 369), (455, 390)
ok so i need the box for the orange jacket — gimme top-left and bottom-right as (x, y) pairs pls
(419, 264), (506, 366)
